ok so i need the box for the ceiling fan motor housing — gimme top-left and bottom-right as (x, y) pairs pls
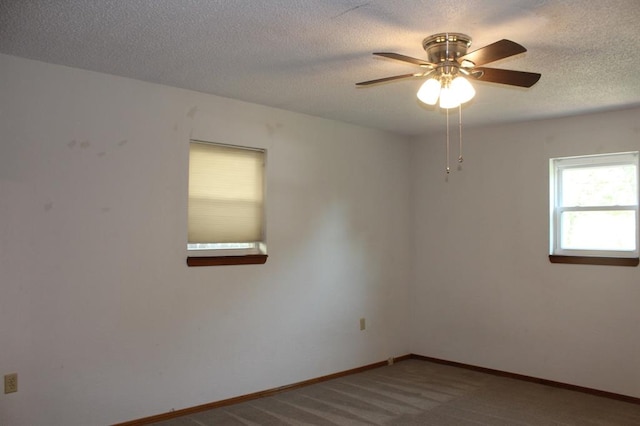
(422, 33), (471, 68)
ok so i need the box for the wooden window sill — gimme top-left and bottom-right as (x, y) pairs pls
(187, 254), (268, 267)
(549, 255), (639, 267)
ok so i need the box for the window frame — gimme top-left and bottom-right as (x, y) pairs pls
(549, 151), (639, 266)
(186, 140), (267, 267)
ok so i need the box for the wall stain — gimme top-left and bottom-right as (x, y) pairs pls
(118, 139), (128, 147)
(67, 140), (77, 149)
(97, 152), (106, 157)
(266, 123), (275, 137)
(266, 122), (284, 137)
(80, 140), (91, 149)
(186, 106), (198, 119)
(44, 202), (53, 212)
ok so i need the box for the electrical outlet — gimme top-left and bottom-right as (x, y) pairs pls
(359, 317), (366, 330)
(4, 373), (17, 394)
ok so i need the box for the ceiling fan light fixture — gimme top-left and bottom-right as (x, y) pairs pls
(450, 76), (475, 104)
(438, 85), (460, 109)
(417, 78), (441, 105)
(417, 74), (475, 109)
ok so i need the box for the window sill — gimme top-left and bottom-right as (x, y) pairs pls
(549, 255), (639, 267)
(187, 254), (268, 267)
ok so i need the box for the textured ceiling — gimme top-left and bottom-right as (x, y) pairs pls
(1, 0), (639, 136)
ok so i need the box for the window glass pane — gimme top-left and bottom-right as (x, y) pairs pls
(560, 210), (637, 251)
(561, 165), (637, 207)
(187, 242), (257, 250)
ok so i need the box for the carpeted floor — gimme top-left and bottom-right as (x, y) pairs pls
(150, 359), (640, 425)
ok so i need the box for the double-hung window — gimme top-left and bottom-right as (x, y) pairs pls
(187, 140), (267, 266)
(549, 151), (639, 265)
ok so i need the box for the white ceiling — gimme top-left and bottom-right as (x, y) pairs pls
(1, 0), (639, 136)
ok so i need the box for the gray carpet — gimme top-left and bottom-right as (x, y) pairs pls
(151, 359), (640, 425)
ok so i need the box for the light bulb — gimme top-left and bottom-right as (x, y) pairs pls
(417, 78), (441, 105)
(450, 76), (475, 104)
(439, 86), (460, 109)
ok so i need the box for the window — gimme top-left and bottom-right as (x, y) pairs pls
(187, 140), (267, 266)
(549, 151), (639, 266)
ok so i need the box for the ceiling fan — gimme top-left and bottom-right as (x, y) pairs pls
(356, 33), (541, 109)
(357, 33), (541, 173)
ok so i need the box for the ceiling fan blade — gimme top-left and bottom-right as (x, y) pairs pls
(458, 39), (526, 67)
(470, 67), (541, 88)
(373, 52), (435, 68)
(356, 73), (424, 86)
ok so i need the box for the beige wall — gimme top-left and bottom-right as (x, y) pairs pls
(2, 51), (638, 425)
(409, 107), (640, 398)
(0, 54), (412, 425)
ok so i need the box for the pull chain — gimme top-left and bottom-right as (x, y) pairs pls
(458, 104), (464, 164)
(446, 107), (450, 174)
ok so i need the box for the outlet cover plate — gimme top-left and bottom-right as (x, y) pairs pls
(4, 373), (17, 394)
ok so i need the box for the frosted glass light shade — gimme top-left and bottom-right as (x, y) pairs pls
(417, 78), (441, 105)
(450, 76), (475, 104)
(439, 86), (460, 109)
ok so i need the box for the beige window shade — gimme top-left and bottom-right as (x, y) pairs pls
(188, 142), (265, 244)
